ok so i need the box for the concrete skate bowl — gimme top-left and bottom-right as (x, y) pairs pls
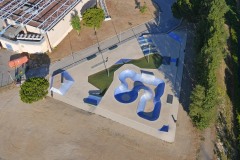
(114, 70), (165, 121)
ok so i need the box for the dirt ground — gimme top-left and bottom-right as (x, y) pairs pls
(0, 86), (198, 160)
(49, 0), (156, 62)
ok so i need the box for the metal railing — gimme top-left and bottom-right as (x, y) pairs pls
(0, 70), (15, 87)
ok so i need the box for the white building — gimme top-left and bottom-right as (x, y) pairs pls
(0, 0), (95, 53)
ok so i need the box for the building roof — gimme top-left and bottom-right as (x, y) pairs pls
(3, 25), (22, 38)
(8, 56), (28, 68)
(0, 0), (82, 31)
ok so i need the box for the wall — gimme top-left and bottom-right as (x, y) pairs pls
(0, 0), (93, 53)
(0, 36), (48, 53)
(26, 25), (42, 34)
(46, 0), (91, 48)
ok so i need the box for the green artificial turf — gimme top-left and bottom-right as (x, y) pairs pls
(130, 54), (162, 69)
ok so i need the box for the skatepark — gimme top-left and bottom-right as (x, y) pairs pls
(49, 29), (187, 142)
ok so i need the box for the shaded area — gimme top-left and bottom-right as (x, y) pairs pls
(25, 53), (50, 79)
(7, 53), (50, 84)
(131, 54), (162, 69)
(80, 0), (96, 14)
(152, 0), (181, 32)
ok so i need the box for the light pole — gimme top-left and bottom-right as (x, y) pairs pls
(95, 27), (109, 77)
(119, 30), (121, 42)
(68, 32), (75, 64)
(98, 47), (109, 77)
(128, 22), (136, 38)
(174, 40), (181, 89)
(158, 11), (161, 26)
(148, 44), (150, 63)
(111, 21), (120, 43)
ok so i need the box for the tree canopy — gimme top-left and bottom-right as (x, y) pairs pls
(172, 0), (228, 129)
(70, 14), (81, 35)
(172, 0), (209, 22)
(82, 7), (105, 29)
(139, 2), (147, 14)
(19, 77), (49, 103)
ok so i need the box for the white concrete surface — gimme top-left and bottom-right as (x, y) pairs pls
(50, 31), (187, 142)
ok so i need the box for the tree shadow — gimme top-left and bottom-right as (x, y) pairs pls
(144, 21), (193, 112)
(71, 9), (79, 18)
(152, 53), (162, 68)
(8, 53), (51, 83)
(10, 52), (29, 61)
(80, 0), (96, 15)
(134, 0), (141, 9)
(25, 53), (51, 79)
(221, 0), (240, 158)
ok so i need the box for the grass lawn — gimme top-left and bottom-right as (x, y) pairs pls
(131, 54), (162, 69)
(88, 54), (162, 95)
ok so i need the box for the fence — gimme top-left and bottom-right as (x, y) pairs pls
(0, 70), (15, 87)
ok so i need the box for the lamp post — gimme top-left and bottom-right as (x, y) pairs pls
(98, 47), (109, 77)
(95, 27), (109, 77)
(128, 22), (136, 38)
(68, 32), (75, 64)
(158, 11), (161, 26)
(148, 44), (150, 63)
(174, 40), (181, 89)
(111, 21), (120, 43)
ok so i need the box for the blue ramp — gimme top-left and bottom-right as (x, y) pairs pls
(168, 32), (182, 43)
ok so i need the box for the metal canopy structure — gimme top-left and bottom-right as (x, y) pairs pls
(0, 0), (29, 20)
(0, 0), (82, 32)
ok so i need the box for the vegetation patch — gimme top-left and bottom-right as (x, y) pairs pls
(82, 7), (105, 29)
(173, 0), (228, 129)
(20, 77), (49, 103)
(173, 0), (240, 158)
(88, 54), (162, 95)
(70, 12), (81, 35)
(139, 2), (147, 14)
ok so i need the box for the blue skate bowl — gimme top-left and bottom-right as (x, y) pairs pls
(114, 70), (165, 121)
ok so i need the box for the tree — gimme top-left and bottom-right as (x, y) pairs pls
(189, 85), (210, 129)
(82, 7), (105, 29)
(70, 14), (81, 35)
(19, 77), (49, 103)
(139, 2), (147, 14)
(183, 0), (228, 130)
(171, 0), (209, 22)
